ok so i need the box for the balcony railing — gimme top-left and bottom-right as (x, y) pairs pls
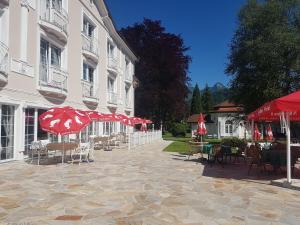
(0, 41), (8, 76)
(108, 57), (118, 71)
(39, 64), (68, 93)
(107, 91), (118, 105)
(40, 6), (68, 36)
(82, 80), (98, 100)
(82, 34), (99, 58)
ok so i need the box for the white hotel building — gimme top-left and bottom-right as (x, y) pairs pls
(0, 0), (137, 162)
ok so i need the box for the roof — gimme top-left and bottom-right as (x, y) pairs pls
(212, 101), (244, 113)
(187, 114), (214, 123)
(98, 0), (138, 62)
(214, 101), (239, 108)
(187, 114), (202, 123)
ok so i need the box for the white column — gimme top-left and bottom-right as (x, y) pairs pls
(15, 104), (25, 160)
(286, 113), (292, 183)
(34, 108), (38, 141)
(20, 1), (29, 62)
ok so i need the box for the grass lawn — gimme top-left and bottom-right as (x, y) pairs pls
(163, 133), (190, 154)
(163, 132), (222, 154)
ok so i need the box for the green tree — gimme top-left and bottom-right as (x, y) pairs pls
(202, 84), (213, 114)
(226, 0), (300, 113)
(120, 19), (191, 126)
(190, 84), (202, 114)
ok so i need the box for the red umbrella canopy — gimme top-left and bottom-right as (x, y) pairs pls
(130, 117), (144, 125)
(85, 111), (107, 121)
(248, 90), (300, 121)
(39, 106), (91, 135)
(116, 114), (134, 126)
(196, 113), (207, 135)
(253, 124), (261, 141)
(265, 124), (273, 141)
(144, 119), (153, 124)
(87, 112), (120, 122)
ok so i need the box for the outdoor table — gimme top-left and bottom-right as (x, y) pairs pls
(262, 147), (300, 173)
(217, 145), (245, 164)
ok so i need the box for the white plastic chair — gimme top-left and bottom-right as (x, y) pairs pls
(71, 143), (90, 164)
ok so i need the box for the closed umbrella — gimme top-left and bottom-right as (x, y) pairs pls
(196, 113), (207, 142)
(140, 121), (147, 132)
(265, 124), (273, 141)
(253, 124), (261, 141)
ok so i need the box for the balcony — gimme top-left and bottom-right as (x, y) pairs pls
(0, 41), (8, 85)
(39, 6), (68, 43)
(0, 0), (9, 9)
(82, 80), (98, 105)
(107, 91), (118, 105)
(38, 64), (68, 98)
(107, 57), (118, 74)
(82, 34), (99, 62)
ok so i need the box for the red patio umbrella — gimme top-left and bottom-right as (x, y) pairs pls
(196, 113), (207, 135)
(195, 113), (207, 143)
(265, 124), (273, 141)
(247, 90), (300, 184)
(85, 111), (107, 121)
(39, 106), (91, 135)
(253, 124), (261, 141)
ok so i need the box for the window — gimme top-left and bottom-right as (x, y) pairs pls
(40, 38), (61, 67)
(0, 105), (15, 161)
(225, 120), (233, 135)
(24, 108), (48, 156)
(107, 42), (115, 58)
(83, 16), (95, 38)
(24, 108), (35, 156)
(107, 77), (115, 93)
(120, 123), (127, 133)
(82, 63), (94, 82)
(125, 86), (130, 105)
(125, 59), (130, 71)
(52, 0), (62, 10)
(103, 122), (116, 135)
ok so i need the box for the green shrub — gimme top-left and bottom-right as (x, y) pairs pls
(170, 123), (187, 137)
(221, 137), (247, 148)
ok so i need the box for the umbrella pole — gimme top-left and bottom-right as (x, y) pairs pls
(285, 113), (292, 183)
(251, 120), (254, 144)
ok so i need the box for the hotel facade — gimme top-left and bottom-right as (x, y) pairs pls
(0, 0), (137, 162)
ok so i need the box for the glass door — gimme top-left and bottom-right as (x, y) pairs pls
(0, 105), (15, 161)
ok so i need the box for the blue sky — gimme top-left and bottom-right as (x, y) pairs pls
(105, 0), (246, 88)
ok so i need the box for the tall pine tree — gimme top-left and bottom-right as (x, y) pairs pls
(202, 84), (213, 114)
(190, 84), (202, 115)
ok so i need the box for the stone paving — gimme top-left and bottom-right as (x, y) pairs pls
(0, 140), (300, 225)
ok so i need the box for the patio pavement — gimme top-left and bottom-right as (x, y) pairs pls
(0, 140), (300, 225)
